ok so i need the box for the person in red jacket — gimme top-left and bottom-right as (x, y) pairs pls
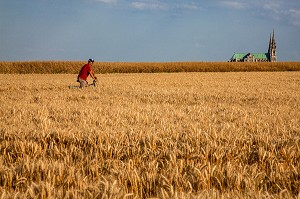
(77, 58), (97, 88)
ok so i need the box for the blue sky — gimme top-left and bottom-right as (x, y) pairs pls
(0, 0), (300, 61)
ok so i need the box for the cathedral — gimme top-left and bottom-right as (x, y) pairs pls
(230, 30), (277, 62)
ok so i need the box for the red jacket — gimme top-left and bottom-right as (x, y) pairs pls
(78, 64), (91, 81)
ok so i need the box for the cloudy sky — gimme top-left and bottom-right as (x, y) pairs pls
(0, 0), (299, 61)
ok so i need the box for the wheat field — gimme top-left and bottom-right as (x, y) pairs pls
(0, 72), (299, 198)
(0, 61), (300, 74)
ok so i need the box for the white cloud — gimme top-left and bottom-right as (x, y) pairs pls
(131, 1), (200, 11)
(218, 0), (300, 27)
(131, 1), (168, 10)
(288, 9), (300, 26)
(221, 1), (247, 9)
(262, 2), (282, 21)
(262, 2), (300, 26)
(175, 3), (199, 10)
(95, 0), (117, 4)
(263, 2), (280, 13)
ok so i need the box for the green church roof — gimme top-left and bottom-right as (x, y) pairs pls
(231, 52), (269, 60)
(253, 53), (268, 59)
(231, 53), (246, 60)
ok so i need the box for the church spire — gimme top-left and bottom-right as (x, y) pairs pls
(268, 29), (277, 62)
(272, 29), (276, 47)
(268, 33), (272, 52)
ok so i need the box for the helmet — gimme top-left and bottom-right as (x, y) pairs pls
(88, 58), (94, 63)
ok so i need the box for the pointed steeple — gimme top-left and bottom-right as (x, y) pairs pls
(268, 29), (277, 62)
(268, 33), (272, 53)
(272, 29), (276, 48)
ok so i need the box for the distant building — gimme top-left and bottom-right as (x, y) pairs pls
(230, 30), (277, 62)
